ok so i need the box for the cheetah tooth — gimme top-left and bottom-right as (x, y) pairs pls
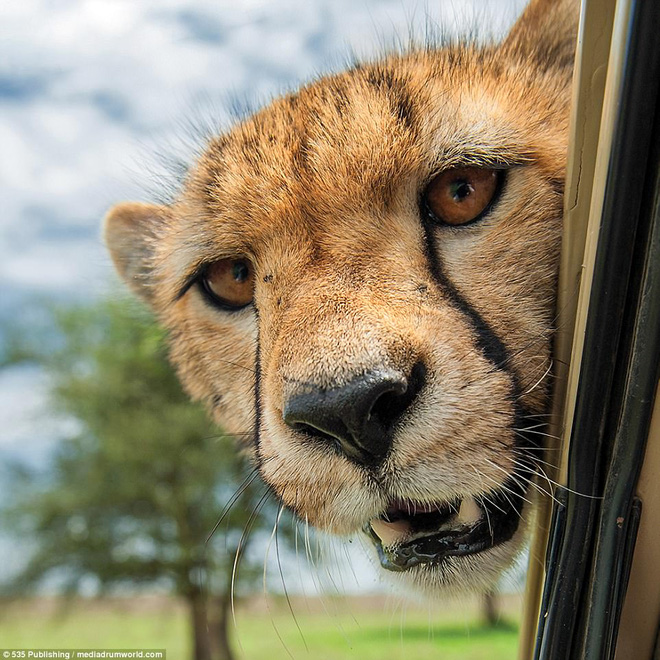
(457, 497), (482, 524)
(370, 519), (411, 546)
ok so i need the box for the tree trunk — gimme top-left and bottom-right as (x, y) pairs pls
(483, 590), (500, 626)
(208, 591), (234, 660)
(188, 590), (214, 660)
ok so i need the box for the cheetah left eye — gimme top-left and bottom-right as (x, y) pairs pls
(423, 166), (502, 226)
(199, 257), (255, 310)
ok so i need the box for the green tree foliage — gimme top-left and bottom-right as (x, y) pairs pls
(2, 298), (283, 660)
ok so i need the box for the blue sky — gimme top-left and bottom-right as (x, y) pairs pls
(0, 0), (525, 304)
(0, 0), (526, 590)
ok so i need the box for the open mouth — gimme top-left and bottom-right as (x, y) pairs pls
(365, 481), (525, 572)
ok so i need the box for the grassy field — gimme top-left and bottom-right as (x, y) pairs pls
(0, 595), (521, 660)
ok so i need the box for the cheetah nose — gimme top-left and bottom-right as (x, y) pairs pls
(283, 362), (426, 467)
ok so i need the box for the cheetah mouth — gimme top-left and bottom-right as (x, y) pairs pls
(365, 482), (524, 572)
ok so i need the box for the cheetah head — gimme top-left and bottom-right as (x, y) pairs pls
(104, 0), (577, 595)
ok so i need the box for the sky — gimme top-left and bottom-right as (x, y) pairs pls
(0, 0), (527, 590)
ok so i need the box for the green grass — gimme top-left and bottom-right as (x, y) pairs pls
(0, 599), (188, 657)
(0, 596), (520, 660)
(235, 608), (519, 660)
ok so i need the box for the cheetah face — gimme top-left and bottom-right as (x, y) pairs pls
(104, 0), (576, 594)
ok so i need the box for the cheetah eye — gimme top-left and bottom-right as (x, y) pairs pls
(423, 167), (501, 226)
(200, 258), (255, 310)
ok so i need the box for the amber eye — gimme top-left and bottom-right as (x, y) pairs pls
(424, 167), (500, 226)
(200, 258), (255, 310)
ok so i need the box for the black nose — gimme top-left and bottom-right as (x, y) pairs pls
(283, 362), (426, 466)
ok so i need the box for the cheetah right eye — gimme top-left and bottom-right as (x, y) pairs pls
(199, 258), (255, 311)
(423, 166), (502, 226)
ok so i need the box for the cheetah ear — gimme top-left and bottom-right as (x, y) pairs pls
(502, 0), (579, 73)
(103, 201), (169, 304)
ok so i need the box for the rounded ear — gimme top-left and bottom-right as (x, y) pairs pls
(501, 0), (579, 73)
(103, 202), (169, 304)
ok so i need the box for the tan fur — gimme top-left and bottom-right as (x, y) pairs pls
(104, 0), (578, 594)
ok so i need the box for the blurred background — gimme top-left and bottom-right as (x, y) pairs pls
(1, 1), (528, 658)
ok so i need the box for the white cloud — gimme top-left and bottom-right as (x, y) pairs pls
(0, 365), (82, 458)
(1, 0), (527, 296)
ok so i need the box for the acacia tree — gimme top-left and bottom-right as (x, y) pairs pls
(2, 298), (284, 660)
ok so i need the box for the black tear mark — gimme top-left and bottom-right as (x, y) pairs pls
(418, 216), (545, 452)
(419, 217), (546, 450)
(420, 217), (545, 525)
(420, 219), (511, 378)
(253, 306), (264, 465)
